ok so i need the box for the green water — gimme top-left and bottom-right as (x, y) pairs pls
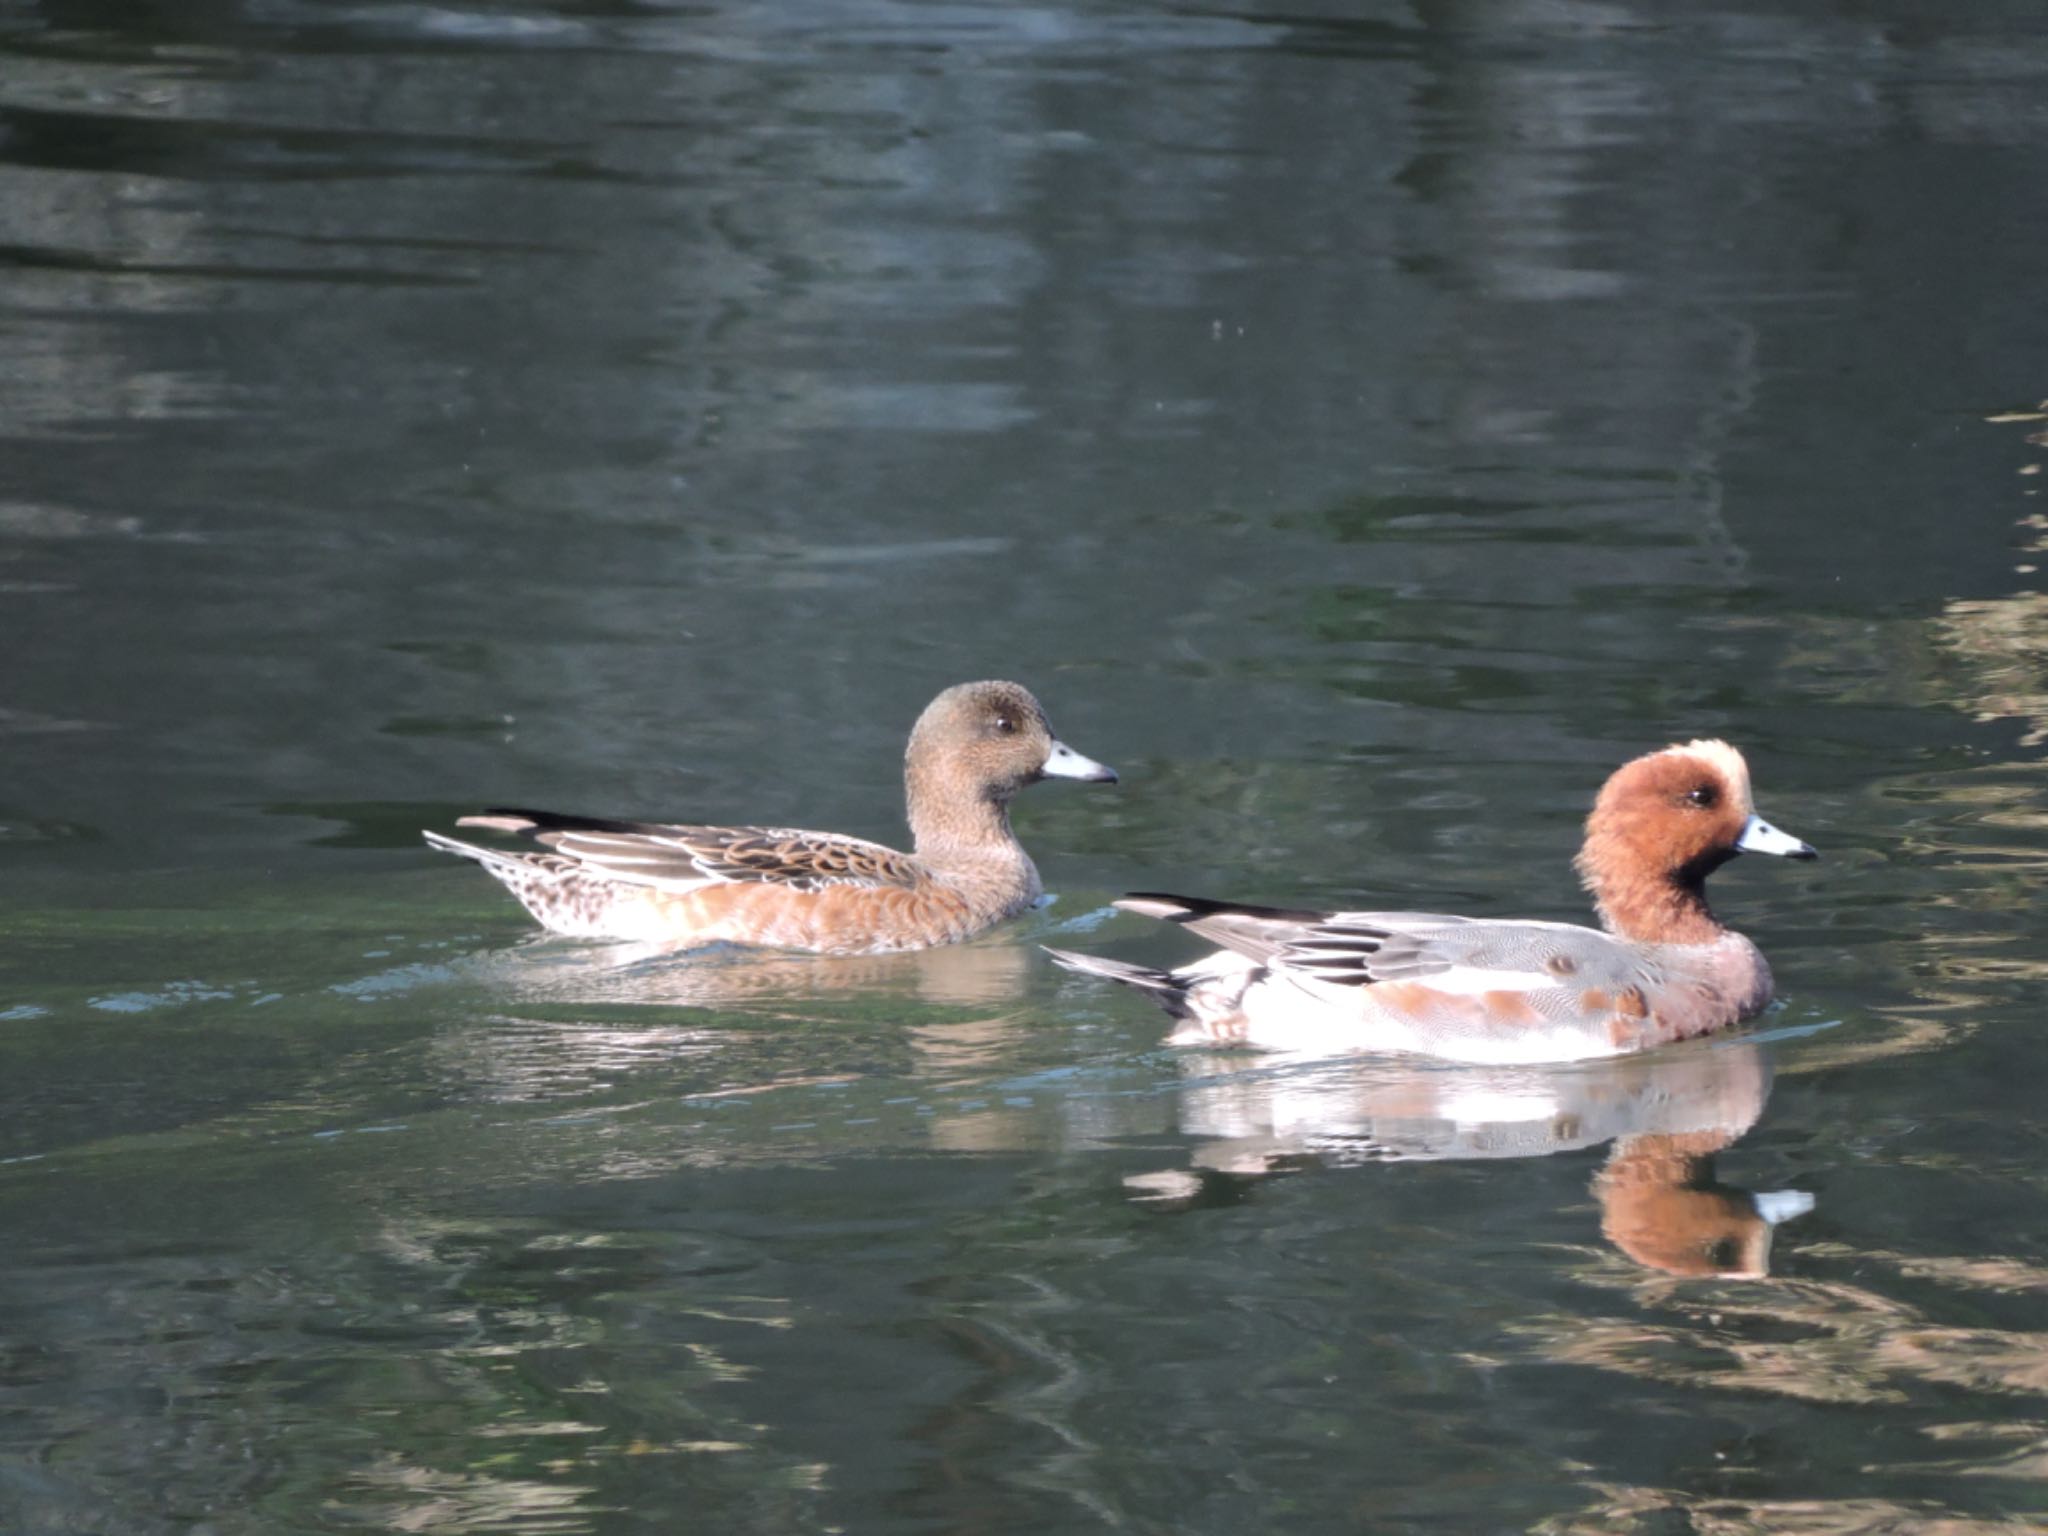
(5, 2), (2048, 1531)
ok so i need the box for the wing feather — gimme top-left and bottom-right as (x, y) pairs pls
(455, 809), (922, 894)
(1119, 892), (1657, 995)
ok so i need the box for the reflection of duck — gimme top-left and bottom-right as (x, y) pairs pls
(473, 930), (1038, 1013)
(420, 934), (1044, 1108)
(425, 681), (1115, 950)
(1050, 739), (1814, 1060)
(1136, 1039), (1812, 1279)
(1596, 1131), (1811, 1280)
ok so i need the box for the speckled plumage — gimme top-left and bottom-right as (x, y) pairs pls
(425, 681), (1116, 953)
(1046, 740), (1817, 1063)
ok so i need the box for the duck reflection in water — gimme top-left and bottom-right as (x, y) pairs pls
(1131, 1038), (1812, 1280)
(472, 929), (1037, 1013)
(424, 933), (1042, 1106)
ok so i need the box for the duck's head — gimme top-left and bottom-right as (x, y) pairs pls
(1576, 739), (1815, 939)
(906, 681), (1116, 831)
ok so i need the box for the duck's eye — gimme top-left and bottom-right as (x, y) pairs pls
(992, 714), (1018, 735)
(1684, 785), (1718, 809)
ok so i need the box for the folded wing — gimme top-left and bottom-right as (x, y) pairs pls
(1118, 891), (1662, 1007)
(459, 808), (923, 894)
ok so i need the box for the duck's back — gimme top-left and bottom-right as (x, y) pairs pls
(1181, 913), (1775, 1061)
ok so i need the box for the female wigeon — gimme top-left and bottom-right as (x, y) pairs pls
(1045, 740), (1815, 1063)
(424, 680), (1116, 953)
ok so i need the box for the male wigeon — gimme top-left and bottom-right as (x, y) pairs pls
(1046, 740), (1815, 1063)
(424, 680), (1116, 953)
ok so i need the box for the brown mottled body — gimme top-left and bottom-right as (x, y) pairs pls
(510, 852), (1041, 954)
(1047, 739), (1815, 1063)
(425, 681), (1115, 953)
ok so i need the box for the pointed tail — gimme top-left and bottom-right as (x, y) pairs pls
(1042, 946), (1195, 1018)
(422, 827), (535, 879)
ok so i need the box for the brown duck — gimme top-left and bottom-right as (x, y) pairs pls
(424, 680), (1115, 953)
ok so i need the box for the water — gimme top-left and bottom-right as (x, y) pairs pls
(5, 1), (2048, 1530)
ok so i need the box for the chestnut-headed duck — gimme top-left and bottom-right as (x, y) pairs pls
(1045, 739), (1815, 1063)
(424, 680), (1116, 953)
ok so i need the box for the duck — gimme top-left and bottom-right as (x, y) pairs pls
(1045, 739), (1815, 1063)
(424, 680), (1116, 953)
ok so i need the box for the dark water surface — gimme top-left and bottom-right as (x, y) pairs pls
(6, 1), (2048, 1531)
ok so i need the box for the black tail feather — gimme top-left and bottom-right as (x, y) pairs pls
(1041, 946), (1195, 1021)
(461, 806), (675, 839)
(1118, 891), (1331, 926)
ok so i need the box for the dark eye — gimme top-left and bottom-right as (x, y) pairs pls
(992, 714), (1018, 735)
(1684, 785), (1718, 809)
